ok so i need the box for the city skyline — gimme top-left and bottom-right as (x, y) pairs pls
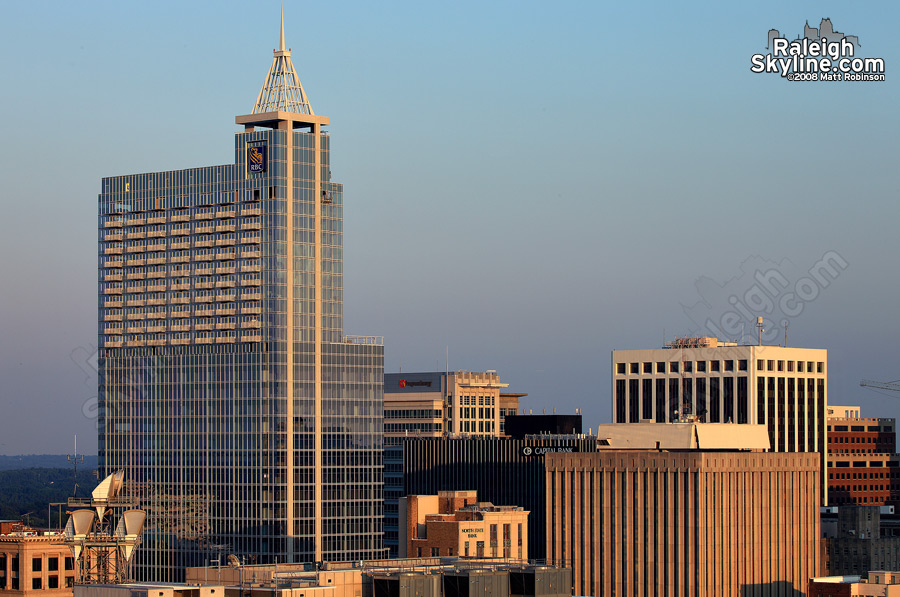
(1, 1), (899, 454)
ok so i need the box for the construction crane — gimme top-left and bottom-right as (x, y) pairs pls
(860, 379), (900, 392)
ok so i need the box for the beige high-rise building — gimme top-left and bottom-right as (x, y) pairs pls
(612, 338), (828, 500)
(546, 449), (821, 597)
(383, 371), (521, 445)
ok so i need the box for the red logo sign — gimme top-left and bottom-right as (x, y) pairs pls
(399, 379), (406, 388)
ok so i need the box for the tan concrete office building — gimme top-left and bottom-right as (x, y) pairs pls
(612, 338), (828, 502)
(545, 449), (821, 597)
(0, 531), (75, 597)
(384, 371), (520, 445)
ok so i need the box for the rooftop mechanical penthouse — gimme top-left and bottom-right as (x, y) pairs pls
(97, 15), (385, 581)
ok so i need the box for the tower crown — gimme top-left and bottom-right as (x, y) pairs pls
(251, 8), (314, 115)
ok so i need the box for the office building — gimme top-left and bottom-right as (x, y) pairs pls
(612, 338), (828, 500)
(822, 506), (900, 577)
(400, 491), (529, 559)
(827, 406), (900, 507)
(384, 372), (520, 445)
(546, 448), (821, 596)
(384, 436), (599, 558)
(0, 527), (75, 596)
(97, 17), (384, 580)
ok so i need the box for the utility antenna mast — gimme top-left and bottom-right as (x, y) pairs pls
(68, 435), (84, 497)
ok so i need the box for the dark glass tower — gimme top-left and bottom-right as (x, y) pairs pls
(97, 17), (384, 581)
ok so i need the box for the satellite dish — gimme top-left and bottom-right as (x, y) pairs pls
(92, 470), (126, 523)
(64, 509), (96, 561)
(114, 510), (147, 562)
(227, 554), (241, 567)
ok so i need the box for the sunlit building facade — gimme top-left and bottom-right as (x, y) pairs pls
(97, 19), (384, 581)
(611, 338), (828, 501)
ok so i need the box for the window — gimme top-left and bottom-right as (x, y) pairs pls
(643, 362), (652, 373)
(33, 578), (42, 590)
(630, 363), (638, 374)
(49, 577), (59, 589)
(431, 547), (439, 557)
(711, 360), (720, 372)
(696, 361), (706, 372)
(616, 363), (625, 374)
(684, 361), (693, 373)
(656, 362), (666, 373)
(738, 360), (748, 371)
(32, 558), (41, 572)
(724, 360), (734, 371)
(757, 359), (764, 371)
(48, 558), (58, 572)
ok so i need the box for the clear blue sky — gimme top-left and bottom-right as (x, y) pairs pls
(1, 1), (898, 454)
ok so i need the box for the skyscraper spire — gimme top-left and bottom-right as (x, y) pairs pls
(251, 9), (314, 115)
(279, 6), (285, 52)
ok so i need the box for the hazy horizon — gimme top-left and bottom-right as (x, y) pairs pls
(1, 1), (898, 454)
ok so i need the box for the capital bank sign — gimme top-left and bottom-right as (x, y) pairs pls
(520, 445), (579, 457)
(398, 379), (432, 388)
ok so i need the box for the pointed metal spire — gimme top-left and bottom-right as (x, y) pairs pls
(252, 9), (314, 115)
(279, 6), (285, 52)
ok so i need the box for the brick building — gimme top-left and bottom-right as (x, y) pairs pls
(400, 491), (528, 560)
(827, 406), (900, 507)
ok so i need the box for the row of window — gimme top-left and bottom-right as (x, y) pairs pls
(617, 360), (748, 374)
(831, 424), (893, 433)
(103, 260), (261, 277)
(448, 395), (495, 406)
(831, 435), (892, 444)
(830, 470), (900, 479)
(459, 406), (495, 420)
(102, 275), (262, 293)
(616, 359), (826, 375)
(384, 422), (442, 434)
(450, 420), (495, 433)
(384, 409), (442, 420)
(102, 207), (263, 227)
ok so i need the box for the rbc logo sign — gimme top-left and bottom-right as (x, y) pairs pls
(247, 144), (267, 173)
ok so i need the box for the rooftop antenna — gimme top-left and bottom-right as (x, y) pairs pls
(784, 321), (789, 347)
(756, 316), (764, 346)
(67, 435), (84, 498)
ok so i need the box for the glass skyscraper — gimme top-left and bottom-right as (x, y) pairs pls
(97, 18), (385, 581)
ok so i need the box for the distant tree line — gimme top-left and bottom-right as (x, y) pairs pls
(0, 468), (96, 529)
(0, 455), (99, 471)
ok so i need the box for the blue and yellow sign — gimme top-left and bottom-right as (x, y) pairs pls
(247, 144), (267, 173)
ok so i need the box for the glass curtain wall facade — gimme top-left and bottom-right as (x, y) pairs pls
(97, 41), (384, 581)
